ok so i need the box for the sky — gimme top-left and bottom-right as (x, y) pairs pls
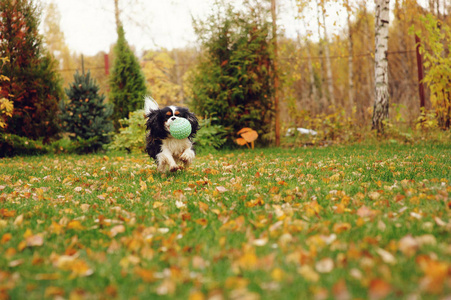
(38, 0), (431, 57)
(38, 0), (352, 56)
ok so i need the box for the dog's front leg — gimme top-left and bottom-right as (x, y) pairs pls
(156, 150), (179, 172)
(180, 148), (195, 167)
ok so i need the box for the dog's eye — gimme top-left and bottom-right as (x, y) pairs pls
(175, 111), (180, 116)
(166, 111), (172, 116)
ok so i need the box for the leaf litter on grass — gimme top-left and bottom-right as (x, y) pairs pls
(0, 144), (450, 299)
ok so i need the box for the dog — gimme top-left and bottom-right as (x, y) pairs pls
(144, 97), (199, 173)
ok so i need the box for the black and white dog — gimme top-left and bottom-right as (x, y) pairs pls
(144, 97), (199, 173)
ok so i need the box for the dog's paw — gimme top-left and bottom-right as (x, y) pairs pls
(169, 165), (182, 172)
(180, 149), (195, 164)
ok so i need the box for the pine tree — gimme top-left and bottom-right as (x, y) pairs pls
(109, 26), (147, 129)
(0, 0), (62, 143)
(59, 71), (113, 152)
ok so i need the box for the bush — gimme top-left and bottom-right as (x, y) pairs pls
(109, 110), (146, 153)
(0, 134), (48, 157)
(194, 117), (228, 153)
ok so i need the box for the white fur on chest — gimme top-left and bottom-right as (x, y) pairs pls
(161, 137), (191, 157)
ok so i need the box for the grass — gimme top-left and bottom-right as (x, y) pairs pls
(0, 142), (450, 299)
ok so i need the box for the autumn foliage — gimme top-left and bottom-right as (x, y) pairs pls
(0, 144), (450, 298)
(0, 0), (62, 142)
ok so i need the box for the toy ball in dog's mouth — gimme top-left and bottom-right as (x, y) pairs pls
(169, 118), (192, 139)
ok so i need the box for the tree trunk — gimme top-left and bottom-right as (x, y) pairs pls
(320, 2), (335, 107)
(306, 40), (318, 104)
(114, 0), (121, 30)
(315, 1), (325, 102)
(345, 0), (354, 110)
(271, 0), (280, 147)
(372, 0), (390, 133)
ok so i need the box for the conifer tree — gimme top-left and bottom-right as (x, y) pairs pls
(109, 26), (147, 129)
(0, 0), (62, 142)
(59, 71), (113, 152)
(190, 2), (274, 144)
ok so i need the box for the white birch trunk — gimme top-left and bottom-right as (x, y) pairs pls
(371, 0), (390, 132)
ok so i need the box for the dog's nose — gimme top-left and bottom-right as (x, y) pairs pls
(171, 117), (176, 121)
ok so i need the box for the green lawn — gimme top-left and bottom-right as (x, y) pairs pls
(0, 143), (450, 299)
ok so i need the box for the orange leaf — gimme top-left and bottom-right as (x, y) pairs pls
(135, 267), (156, 283)
(369, 279), (392, 300)
(1, 233), (12, 244)
(195, 218), (208, 226)
(333, 223), (351, 234)
(0, 208), (15, 218)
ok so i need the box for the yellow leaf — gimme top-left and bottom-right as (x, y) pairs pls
(153, 201), (163, 208)
(189, 291), (205, 300)
(271, 268), (285, 281)
(45, 286), (65, 298)
(67, 220), (85, 231)
(298, 265), (319, 282)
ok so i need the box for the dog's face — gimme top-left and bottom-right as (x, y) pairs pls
(146, 105), (199, 140)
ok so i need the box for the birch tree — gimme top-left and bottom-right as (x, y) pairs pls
(371, 0), (390, 132)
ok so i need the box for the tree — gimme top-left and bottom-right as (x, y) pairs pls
(317, 0), (335, 107)
(142, 51), (181, 107)
(0, 0), (62, 142)
(109, 25), (147, 129)
(0, 57), (13, 129)
(189, 1), (274, 144)
(372, 0), (391, 133)
(42, 1), (76, 89)
(59, 71), (114, 152)
(414, 14), (451, 129)
(344, 0), (354, 109)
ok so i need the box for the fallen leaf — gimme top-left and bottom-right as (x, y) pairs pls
(216, 186), (228, 193)
(315, 257), (334, 273)
(368, 192), (381, 200)
(376, 248), (397, 265)
(356, 205), (376, 218)
(110, 225), (125, 237)
(368, 279), (392, 300)
(332, 279), (350, 300)
(298, 265), (319, 282)
(26, 234), (44, 247)
(398, 235), (418, 257)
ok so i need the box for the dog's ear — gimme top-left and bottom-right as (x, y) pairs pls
(146, 110), (167, 140)
(144, 96), (159, 115)
(186, 112), (199, 138)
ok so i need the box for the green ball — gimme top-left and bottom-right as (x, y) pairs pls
(170, 118), (192, 139)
